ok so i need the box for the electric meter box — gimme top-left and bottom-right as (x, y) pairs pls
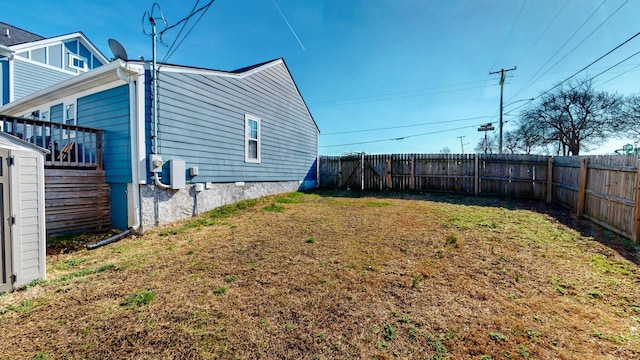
(169, 159), (186, 189)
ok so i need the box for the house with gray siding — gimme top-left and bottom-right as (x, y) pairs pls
(0, 22), (108, 106)
(0, 58), (319, 232)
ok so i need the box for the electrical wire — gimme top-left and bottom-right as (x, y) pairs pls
(161, 1), (200, 63)
(597, 62), (640, 87)
(509, 0), (609, 101)
(506, 30), (640, 115)
(515, 0), (570, 66)
(510, 0), (627, 102)
(320, 123), (488, 148)
(321, 115), (494, 135)
(581, 48), (640, 85)
(490, 0), (527, 70)
(310, 83), (491, 108)
(160, 0), (216, 62)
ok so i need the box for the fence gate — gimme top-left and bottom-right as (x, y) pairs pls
(0, 149), (12, 293)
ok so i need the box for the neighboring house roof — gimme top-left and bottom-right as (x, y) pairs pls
(0, 21), (44, 46)
(0, 57), (319, 133)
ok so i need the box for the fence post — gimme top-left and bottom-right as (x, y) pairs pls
(577, 157), (589, 218)
(546, 156), (554, 203)
(634, 158), (640, 244)
(361, 152), (365, 190)
(385, 155), (392, 190)
(410, 154), (415, 190)
(338, 157), (342, 189)
(474, 154), (479, 195)
(316, 155), (320, 188)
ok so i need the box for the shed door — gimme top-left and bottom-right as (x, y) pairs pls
(0, 149), (11, 293)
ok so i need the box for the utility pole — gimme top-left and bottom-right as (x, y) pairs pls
(489, 66), (516, 154)
(457, 135), (465, 153)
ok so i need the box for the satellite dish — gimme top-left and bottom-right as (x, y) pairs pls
(108, 38), (128, 60)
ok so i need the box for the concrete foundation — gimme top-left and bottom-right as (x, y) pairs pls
(140, 180), (302, 231)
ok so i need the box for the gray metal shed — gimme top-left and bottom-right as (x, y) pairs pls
(0, 132), (47, 292)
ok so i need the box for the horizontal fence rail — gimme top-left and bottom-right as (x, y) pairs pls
(1, 115), (103, 169)
(318, 153), (640, 244)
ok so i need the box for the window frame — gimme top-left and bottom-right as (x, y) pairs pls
(68, 53), (87, 72)
(244, 114), (261, 163)
(64, 103), (76, 126)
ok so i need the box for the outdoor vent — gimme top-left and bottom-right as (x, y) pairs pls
(5, 29), (9, 38)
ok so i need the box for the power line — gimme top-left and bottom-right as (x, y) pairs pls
(510, 0), (627, 102)
(309, 82), (490, 108)
(320, 123), (487, 148)
(506, 30), (640, 115)
(509, 0), (609, 101)
(536, 31), (640, 98)
(320, 115), (495, 136)
(597, 62), (640, 87)
(160, 0), (216, 62)
(515, 0), (570, 66)
(160, 0), (214, 35)
(162, 1), (201, 63)
(490, 0), (527, 71)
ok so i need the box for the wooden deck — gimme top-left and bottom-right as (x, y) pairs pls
(1, 115), (111, 235)
(0, 115), (103, 169)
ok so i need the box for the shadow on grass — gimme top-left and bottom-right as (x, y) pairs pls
(313, 189), (640, 266)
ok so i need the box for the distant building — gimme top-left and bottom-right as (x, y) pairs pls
(0, 21), (108, 106)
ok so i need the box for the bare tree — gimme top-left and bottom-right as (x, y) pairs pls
(519, 79), (623, 155)
(474, 133), (498, 154)
(439, 146), (451, 154)
(621, 95), (640, 140)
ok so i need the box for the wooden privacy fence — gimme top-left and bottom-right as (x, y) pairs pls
(45, 169), (111, 236)
(318, 153), (640, 243)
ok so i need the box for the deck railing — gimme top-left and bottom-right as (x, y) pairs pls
(0, 115), (103, 169)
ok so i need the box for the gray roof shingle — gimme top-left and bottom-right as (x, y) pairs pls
(0, 21), (44, 47)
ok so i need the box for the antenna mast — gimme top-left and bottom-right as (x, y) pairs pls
(143, 3), (167, 155)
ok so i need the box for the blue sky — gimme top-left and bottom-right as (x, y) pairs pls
(3, 0), (640, 155)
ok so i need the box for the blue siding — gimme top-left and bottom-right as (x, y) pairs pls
(50, 104), (63, 123)
(109, 183), (128, 230)
(77, 85), (132, 183)
(63, 40), (77, 73)
(153, 62), (318, 184)
(13, 60), (73, 101)
(0, 58), (7, 105)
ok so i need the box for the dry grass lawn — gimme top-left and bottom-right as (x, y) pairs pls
(1, 191), (639, 359)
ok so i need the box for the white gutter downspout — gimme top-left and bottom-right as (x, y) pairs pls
(117, 65), (142, 232)
(86, 63), (143, 248)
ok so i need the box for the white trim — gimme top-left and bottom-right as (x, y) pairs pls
(155, 58), (284, 79)
(7, 79), (128, 121)
(0, 60), (133, 115)
(68, 53), (88, 72)
(134, 71), (147, 184)
(8, 54), (13, 102)
(13, 56), (80, 76)
(244, 114), (261, 163)
(9, 32), (109, 65)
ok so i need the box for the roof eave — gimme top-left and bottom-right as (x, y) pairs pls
(0, 60), (139, 115)
(10, 32), (110, 64)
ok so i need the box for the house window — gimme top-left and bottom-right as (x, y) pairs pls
(65, 104), (76, 125)
(245, 114), (261, 163)
(68, 54), (87, 71)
